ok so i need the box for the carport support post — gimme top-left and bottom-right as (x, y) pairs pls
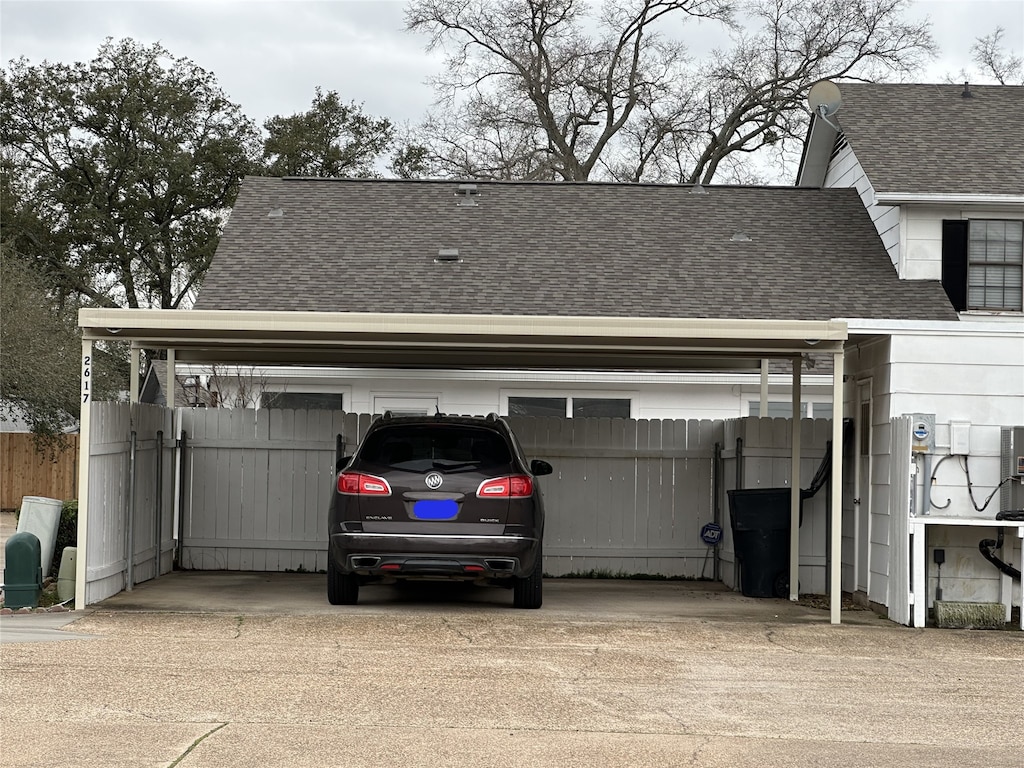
(829, 350), (845, 625)
(790, 358), (801, 603)
(166, 349), (176, 404)
(130, 345), (141, 403)
(75, 339), (94, 610)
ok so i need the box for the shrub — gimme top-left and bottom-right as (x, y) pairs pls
(50, 500), (78, 578)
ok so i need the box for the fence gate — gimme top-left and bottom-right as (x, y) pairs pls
(84, 402), (174, 604)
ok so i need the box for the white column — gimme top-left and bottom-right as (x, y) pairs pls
(166, 349), (176, 405)
(790, 357), (801, 601)
(129, 346), (141, 403)
(760, 358), (770, 416)
(75, 339), (94, 609)
(830, 349), (845, 625)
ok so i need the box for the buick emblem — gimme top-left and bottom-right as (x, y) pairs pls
(425, 472), (443, 490)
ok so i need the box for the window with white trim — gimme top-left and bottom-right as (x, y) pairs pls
(748, 401), (833, 418)
(943, 219), (1024, 312)
(262, 392), (344, 410)
(507, 395), (632, 418)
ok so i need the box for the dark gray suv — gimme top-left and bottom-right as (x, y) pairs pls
(327, 413), (552, 608)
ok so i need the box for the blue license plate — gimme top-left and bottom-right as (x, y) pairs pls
(413, 499), (459, 520)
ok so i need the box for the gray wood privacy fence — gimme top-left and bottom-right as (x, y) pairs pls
(174, 410), (835, 585)
(85, 402), (175, 604)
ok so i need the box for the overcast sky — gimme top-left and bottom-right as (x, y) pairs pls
(2, 0), (1022, 130)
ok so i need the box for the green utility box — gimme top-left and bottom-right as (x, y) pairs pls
(4, 531), (43, 609)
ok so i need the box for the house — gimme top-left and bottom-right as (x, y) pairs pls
(798, 82), (1024, 625)
(190, 178), (952, 422)
(74, 87), (1021, 626)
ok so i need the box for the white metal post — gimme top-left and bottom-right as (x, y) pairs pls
(75, 339), (94, 609)
(129, 345), (141, 403)
(830, 349), (846, 625)
(166, 349), (176, 405)
(790, 357), (801, 601)
(760, 358), (770, 416)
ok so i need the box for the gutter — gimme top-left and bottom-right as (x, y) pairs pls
(874, 193), (1024, 206)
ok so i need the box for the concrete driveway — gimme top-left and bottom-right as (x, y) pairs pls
(2, 573), (1023, 767)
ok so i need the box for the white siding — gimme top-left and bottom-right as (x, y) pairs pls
(846, 329), (1024, 618)
(823, 142), (900, 268)
(207, 368), (833, 423)
(899, 204), (1024, 303)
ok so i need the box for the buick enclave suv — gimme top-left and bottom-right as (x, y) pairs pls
(327, 413), (552, 608)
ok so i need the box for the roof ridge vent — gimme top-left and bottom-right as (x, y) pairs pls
(456, 183), (480, 207)
(730, 231), (752, 242)
(689, 182), (707, 195)
(436, 248), (462, 263)
(267, 208), (284, 218)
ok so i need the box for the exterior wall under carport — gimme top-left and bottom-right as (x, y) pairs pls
(80, 403), (837, 603)
(842, 326), (1024, 625)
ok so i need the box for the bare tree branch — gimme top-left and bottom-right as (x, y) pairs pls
(404, 0), (934, 183)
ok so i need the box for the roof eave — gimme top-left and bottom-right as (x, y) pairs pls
(795, 114), (839, 188)
(874, 192), (1024, 206)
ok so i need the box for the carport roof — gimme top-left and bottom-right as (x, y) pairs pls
(194, 177), (957, 323)
(78, 309), (848, 369)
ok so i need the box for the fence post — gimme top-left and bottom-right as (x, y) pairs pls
(126, 430), (137, 591)
(176, 430), (188, 568)
(155, 429), (163, 580)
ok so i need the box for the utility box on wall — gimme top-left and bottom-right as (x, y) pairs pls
(908, 413), (936, 453)
(1000, 427), (1024, 512)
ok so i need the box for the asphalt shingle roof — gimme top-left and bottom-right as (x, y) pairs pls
(834, 83), (1024, 196)
(195, 177), (957, 322)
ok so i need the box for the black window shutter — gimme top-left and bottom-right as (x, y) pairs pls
(941, 220), (968, 311)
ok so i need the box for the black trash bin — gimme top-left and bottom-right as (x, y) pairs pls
(727, 488), (804, 598)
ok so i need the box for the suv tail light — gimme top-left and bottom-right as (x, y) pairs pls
(338, 471), (392, 496)
(476, 475), (533, 498)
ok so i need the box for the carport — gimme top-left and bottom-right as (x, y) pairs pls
(77, 308), (848, 622)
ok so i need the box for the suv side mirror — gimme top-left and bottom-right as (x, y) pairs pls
(531, 459), (553, 477)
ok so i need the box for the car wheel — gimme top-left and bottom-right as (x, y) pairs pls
(513, 544), (543, 609)
(327, 557), (359, 605)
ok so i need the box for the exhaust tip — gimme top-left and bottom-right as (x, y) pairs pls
(485, 559), (515, 572)
(351, 556), (381, 569)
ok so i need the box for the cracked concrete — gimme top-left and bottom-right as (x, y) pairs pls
(1, 573), (1021, 767)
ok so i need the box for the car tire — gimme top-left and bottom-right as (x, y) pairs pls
(513, 543), (543, 609)
(327, 557), (359, 605)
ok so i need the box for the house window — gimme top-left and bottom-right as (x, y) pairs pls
(508, 395), (632, 418)
(262, 392), (344, 410)
(943, 219), (1023, 312)
(748, 401), (810, 418)
(572, 398), (631, 418)
(508, 397), (568, 417)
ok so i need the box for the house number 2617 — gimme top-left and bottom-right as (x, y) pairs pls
(82, 355), (91, 403)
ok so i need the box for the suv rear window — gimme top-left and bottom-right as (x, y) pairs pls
(358, 425), (513, 473)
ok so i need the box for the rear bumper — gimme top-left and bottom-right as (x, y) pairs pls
(330, 532), (540, 579)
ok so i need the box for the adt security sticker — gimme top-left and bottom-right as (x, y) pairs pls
(700, 522), (723, 546)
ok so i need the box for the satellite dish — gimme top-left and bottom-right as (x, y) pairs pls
(808, 80), (842, 118)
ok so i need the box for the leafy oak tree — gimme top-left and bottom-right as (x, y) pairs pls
(1, 38), (262, 310)
(404, 0), (936, 182)
(0, 246), (126, 444)
(263, 87), (396, 177)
